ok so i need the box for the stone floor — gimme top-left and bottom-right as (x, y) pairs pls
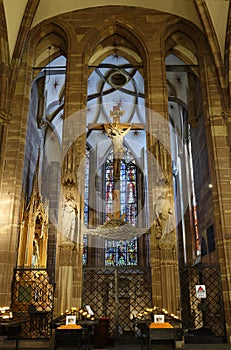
(1, 339), (231, 350)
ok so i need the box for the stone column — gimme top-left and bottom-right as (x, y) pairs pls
(145, 37), (181, 317)
(0, 57), (34, 305)
(54, 47), (87, 314)
(87, 148), (104, 267)
(208, 111), (231, 341)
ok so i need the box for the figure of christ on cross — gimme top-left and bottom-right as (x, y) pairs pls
(104, 122), (131, 181)
(88, 105), (144, 219)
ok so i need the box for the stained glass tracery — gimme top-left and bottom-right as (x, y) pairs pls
(105, 148), (138, 266)
(105, 240), (138, 266)
(83, 150), (89, 265)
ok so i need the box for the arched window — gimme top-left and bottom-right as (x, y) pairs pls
(83, 149), (89, 265)
(85, 52), (147, 266)
(105, 148), (138, 266)
(166, 52), (211, 264)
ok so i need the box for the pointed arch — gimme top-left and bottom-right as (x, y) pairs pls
(0, 0), (10, 116)
(81, 18), (148, 70)
(164, 21), (200, 67)
(224, 1), (231, 99)
(9, 0), (40, 108)
(194, 0), (227, 106)
(28, 21), (68, 65)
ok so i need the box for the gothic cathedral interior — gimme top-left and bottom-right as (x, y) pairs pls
(0, 0), (231, 346)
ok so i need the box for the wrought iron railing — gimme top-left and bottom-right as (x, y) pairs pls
(82, 266), (152, 338)
(180, 264), (226, 343)
(11, 268), (54, 339)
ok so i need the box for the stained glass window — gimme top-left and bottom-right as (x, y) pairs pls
(83, 150), (89, 265)
(105, 148), (138, 266)
(105, 239), (138, 266)
(82, 235), (88, 266)
(84, 150), (89, 225)
(86, 53), (146, 267)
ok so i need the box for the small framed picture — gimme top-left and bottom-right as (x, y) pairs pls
(66, 315), (76, 325)
(86, 305), (94, 316)
(154, 315), (165, 323)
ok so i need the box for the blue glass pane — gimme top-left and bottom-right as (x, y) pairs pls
(105, 239), (138, 266)
(82, 235), (88, 265)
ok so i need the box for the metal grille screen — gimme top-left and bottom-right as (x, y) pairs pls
(11, 269), (54, 339)
(82, 266), (152, 337)
(180, 265), (226, 342)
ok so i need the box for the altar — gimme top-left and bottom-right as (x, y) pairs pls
(52, 307), (96, 349)
(54, 326), (83, 350)
(133, 306), (183, 350)
(149, 326), (176, 350)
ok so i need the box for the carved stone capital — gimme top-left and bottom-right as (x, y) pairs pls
(59, 243), (77, 266)
(221, 109), (230, 121)
(0, 110), (11, 124)
(209, 110), (231, 123)
(159, 245), (176, 261)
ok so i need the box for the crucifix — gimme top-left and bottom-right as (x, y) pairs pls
(88, 105), (144, 220)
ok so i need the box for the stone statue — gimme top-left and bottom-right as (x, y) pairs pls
(154, 191), (175, 244)
(62, 193), (78, 241)
(32, 239), (39, 268)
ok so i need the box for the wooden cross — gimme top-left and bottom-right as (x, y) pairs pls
(88, 105), (144, 219)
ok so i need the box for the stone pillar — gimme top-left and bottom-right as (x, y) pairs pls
(46, 162), (60, 282)
(146, 40), (181, 317)
(0, 58), (34, 306)
(54, 47), (87, 314)
(208, 111), (231, 341)
(87, 148), (104, 267)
